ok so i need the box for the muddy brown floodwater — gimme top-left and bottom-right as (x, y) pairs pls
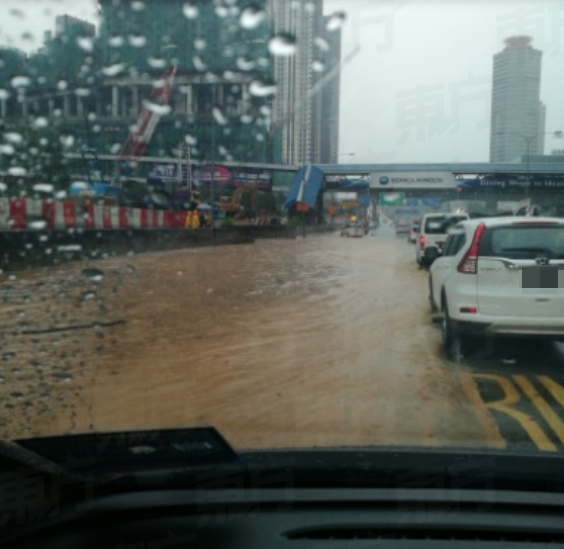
(0, 231), (504, 451)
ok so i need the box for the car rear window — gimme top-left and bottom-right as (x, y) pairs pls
(479, 225), (564, 259)
(424, 215), (467, 234)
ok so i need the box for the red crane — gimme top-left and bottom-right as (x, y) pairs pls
(116, 64), (177, 176)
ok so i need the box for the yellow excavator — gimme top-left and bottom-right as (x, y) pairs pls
(225, 183), (259, 217)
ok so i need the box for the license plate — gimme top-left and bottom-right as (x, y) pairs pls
(521, 266), (559, 289)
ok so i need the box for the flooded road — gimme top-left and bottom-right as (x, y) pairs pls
(0, 228), (531, 451)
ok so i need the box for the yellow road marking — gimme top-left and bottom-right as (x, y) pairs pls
(471, 374), (556, 452)
(538, 376), (564, 409)
(460, 372), (505, 449)
(514, 375), (564, 445)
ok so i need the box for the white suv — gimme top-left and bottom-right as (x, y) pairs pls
(416, 212), (469, 268)
(429, 217), (564, 358)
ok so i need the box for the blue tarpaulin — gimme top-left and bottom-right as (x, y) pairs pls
(283, 165), (324, 210)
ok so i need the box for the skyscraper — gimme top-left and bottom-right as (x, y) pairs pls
(268, 0), (341, 165)
(489, 36), (545, 162)
(319, 14), (341, 164)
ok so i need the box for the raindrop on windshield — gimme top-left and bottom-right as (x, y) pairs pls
(82, 268), (104, 282)
(237, 57), (256, 71)
(59, 134), (75, 148)
(194, 38), (206, 50)
(143, 100), (171, 115)
(0, 183), (6, 192)
(132, 0), (145, 10)
(182, 3), (198, 19)
(312, 60), (325, 72)
(55, 190), (67, 200)
(215, 6), (229, 17)
(32, 116), (49, 129)
(240, 114), (253, 124)
(314, 37), (330, 51)
(57, 80), (68, 91)
(240, 5), (266, 29)
(33, 183), (54, 193)
(0, 144), (14, 154)
(268, 34), (297, 57)
(4, 132), (23, 144)
(129, 34), (147, 47)
(148, 56), (166, 69)
(29, 220), (47, 230)
(109, 35), (125, 47)
(184, 134), (197, 145)
(10, 9), (24, 18)
(193, 56), (207, 71)
(76, 88), (91, 97)
(212, 107), (228, 125)
(249, 80), (277, 97)
(77, 36), (94, 52)
(53, 372), (73, 383)
(10, 75), (31, 88)
(326, 11), (346, 31)
(102, 63), (126, 76)
(0, 89), (10, 100)
(8, 167), (26, 176)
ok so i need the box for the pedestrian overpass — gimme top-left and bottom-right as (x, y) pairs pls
(65, 153), (564, 213)
(285, 162), (564, 216)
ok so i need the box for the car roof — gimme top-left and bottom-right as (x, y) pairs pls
(456, 216), (564, 229)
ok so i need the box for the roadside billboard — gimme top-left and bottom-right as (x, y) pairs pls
(371, 171), (456, 189)
(147, 164), (273, 191)
(456, 174), (564, 190)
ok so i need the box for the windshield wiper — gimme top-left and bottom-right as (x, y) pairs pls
(11, 427), (240, 483)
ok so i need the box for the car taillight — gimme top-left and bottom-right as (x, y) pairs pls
(419, 234), (425, 249)
(457, 223), (486, 274)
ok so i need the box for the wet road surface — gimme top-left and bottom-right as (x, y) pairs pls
(1, 227), (563, 452)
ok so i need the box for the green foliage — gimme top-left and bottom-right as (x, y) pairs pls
(287, 216), (303, 228)
(220, 216), (236, 227)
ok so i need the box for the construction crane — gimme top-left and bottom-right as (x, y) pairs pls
(116, 64), (177, 179)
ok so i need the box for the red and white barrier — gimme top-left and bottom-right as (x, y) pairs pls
(0, 198), (189, 231)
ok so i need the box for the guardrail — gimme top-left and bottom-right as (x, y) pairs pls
(0, 197), (190, 231)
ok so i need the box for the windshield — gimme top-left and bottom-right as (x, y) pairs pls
(1, 0), (564, 465)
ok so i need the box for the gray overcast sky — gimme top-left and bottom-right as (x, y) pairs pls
(1, 0), (563, 164)
(325, 0), (564, 163)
